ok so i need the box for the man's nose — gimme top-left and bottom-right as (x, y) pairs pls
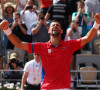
(54, 25), (57, 28)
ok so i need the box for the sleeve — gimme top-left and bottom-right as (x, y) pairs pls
(72, 12), (77, 21)
(68, 39), (83, 53)
(24, 62), (29, 72)
(27, 42), (44, 55)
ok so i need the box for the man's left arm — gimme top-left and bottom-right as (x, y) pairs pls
(81, 13), (100, 47)
(19, 24), (27, 35)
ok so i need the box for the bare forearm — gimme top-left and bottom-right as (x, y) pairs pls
(81, 27), (97, 47)
(19, 24), (27, 34)
(1, 3), (6, 18)
(67, 28), (72, 36)
(21, 77), (26, 90)
(10, 25), (15, 31)
(15, 2), (18, 12)
(75, 13), (80, 20)
(45, 13), (50, 21)
(32, 22), (42, 35)
(86, 27), (97, 42)
(83, 15), (88, 23)
(21, 72), (28, 90)
(7, 33), (28, 50)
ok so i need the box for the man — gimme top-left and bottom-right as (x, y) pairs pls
(21, 53), (41, 90)
(7, 12), (27, 61)
(67, 20), (81, 76)
(45, 0), (71, 40)
(0, 13), (100, 90)
(31, 11), (50, 42)
(20, 0), (38, 43)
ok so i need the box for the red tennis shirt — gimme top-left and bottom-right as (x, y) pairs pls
(28, 39), (83, 89)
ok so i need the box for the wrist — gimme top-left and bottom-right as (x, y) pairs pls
(93, 22), (100, 30)
(3, 28), (12, 36)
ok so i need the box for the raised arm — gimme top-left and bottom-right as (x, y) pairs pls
(14, 0), (18, 12)
(31, 20), (43, 35)
(81, 13), (100, 47)
(0, 20), (28, 51)
(1, 0), (6, 19)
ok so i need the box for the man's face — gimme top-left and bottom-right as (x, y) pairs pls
(14, 15), (20, 22)
(48, 22), (63, 36)
(27, 0), (34, 6)
(78, 2), (84, 9)
(33, 53), (41, 63)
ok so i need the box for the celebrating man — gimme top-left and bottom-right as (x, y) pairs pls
(0, 13), (100, 90)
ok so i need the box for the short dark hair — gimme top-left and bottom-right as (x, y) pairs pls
(51, 20), (62, 29)
(15, 12), (20, 17)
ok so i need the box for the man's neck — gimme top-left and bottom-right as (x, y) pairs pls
(50, 36), (61, 46)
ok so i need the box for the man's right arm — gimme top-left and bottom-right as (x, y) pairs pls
(21, 71), (28, 90)
(8, 33), (28, 50)
(0, 20), (28, 51)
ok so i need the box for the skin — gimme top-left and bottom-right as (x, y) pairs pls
(10, 14), (27, 35)
(21, 53), (41, 90)
(0, 13), (100, 90)
(22, 0), (34, 14)
(75, 1), (88, 24)
(0, 14), (100, 51)
(67, 21), (79, 36)
(1, 0), (18, 19)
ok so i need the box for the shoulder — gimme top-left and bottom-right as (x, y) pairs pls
(64, 39), (81, 45)
(27, 60), (34, 64)
(25, 60), (34, 67)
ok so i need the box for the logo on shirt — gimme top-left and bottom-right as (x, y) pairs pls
(62, 47), (66, 50)
(48, 49), (51, 54)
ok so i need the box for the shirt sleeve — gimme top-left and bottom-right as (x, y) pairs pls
(24, 62), (29, 72)
(67, 38), (83, 53)
(27, 42), (44, 55)
(72, 12), (77, 21)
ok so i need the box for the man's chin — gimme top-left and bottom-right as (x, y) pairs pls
(51, 31), (60, 36)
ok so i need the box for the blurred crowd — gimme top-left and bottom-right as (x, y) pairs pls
(0, 0), (100, 89)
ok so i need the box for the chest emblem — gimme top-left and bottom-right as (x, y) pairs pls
(62, 47), (66, 50)
(48, 49), (51, 54)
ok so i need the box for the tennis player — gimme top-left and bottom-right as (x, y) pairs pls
(0, 13), (100, 90)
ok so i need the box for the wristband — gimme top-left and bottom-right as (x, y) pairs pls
(3, 28), (12, 36)
(93, 22), (100, 30)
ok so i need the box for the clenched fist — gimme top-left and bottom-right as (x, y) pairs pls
(0, 20), (9, 30)
(94, 13), (100, 24)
